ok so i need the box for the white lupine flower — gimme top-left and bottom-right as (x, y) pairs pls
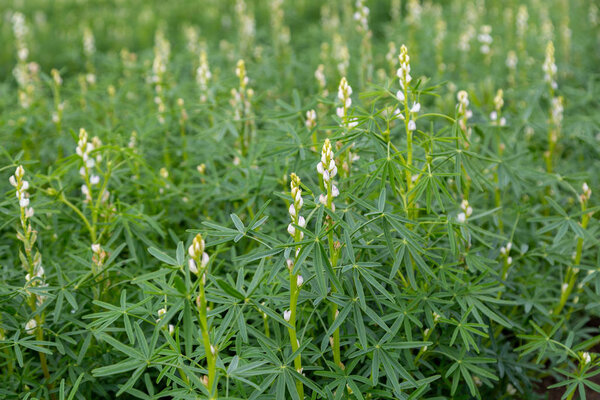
(550, 97), (564, 131)
(410, 102), (421, 113)
(516, 6), (528, 38)
(286, 259), (294, 271)
(396, 90), (405, 102)
(396, 45), (412, 88)
(196, 49), (212, 101)
(297, 275), (304, 286)
(91, 244), (101, 253)
(331, 185), (340, 197)
(90, 175), (100, 185)
(288, 173), (305, 240)
(561, 283), (568, 293)
(457, 201), (473, 221)
(507, 257), (513, 265)
(189, 259), (198, 274)
(298, 216), (306, 228)
(353, 0), (369, 33)
(408, 120), (416, 131)
(284, 310), (291, 321)
(506, 384), (517, 395)
(287, 224), (296, 236)
(337, 77), (353, 127)
(188, 234), (205, 259)
(305, 109), (317, 129)
(581, 182), (592, 203)
(168, 324), (175, 335)
(158, 308), (167, 318)
(582, 352), (591, 365)
(201, 252), (210, 268)
(25, 319), (37, 334)
(543, 42), (558, 90)
(210, 345), (216, 355)
(83, 27), (96, 58)
(315, 64), (326, 92)
(317, 139), (339, 209)
(477, 25), (493, 54)
(506, 51), (518, 70)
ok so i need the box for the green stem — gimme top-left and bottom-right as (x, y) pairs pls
(197, 277), (217, 398)
(553, 208), (589, 316)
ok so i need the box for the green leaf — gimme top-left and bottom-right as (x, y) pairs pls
(147, 247), (177, 266)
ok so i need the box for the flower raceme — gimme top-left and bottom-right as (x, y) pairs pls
(337, 77), (356, 128)
(317, 139), (340, 210)
(10, 165), (33, 213)
(543, 41), (558, 90)
(287, 173), (306, 240)
(397, 44), (412, 89)
(305, 109), (317, 130)
(188, 233), (210, 275)
(457, 199), (473, 223)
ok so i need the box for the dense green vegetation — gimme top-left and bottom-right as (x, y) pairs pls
(1, 0), (599, 399)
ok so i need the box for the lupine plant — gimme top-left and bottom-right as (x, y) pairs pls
(1, 1), (599, 399)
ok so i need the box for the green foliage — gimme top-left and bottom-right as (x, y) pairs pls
(1, 0), (599, 399)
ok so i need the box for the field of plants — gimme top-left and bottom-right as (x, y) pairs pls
(1, 0), (599, 399)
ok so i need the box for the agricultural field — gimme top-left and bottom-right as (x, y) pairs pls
(1, 0), (600, 399)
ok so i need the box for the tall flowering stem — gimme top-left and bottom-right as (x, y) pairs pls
(9, 166), (52, 392)
(316, 139), (343, 369)
(396, 45), (420, 214)
(151, 29), (171, 166)
(51, 69), (64, 136)
(285, 173), (305, 398)
(456, 90), (473, 201)
(491, 89), (506, 232)
(336, 78), (356, 177)
(354, 0), (372, 86)
(542, 41), (561, 174)
(189, 234), (217, 398)
(12, 12), (39, 109)
(553, 184), (592, 316)
(196, 48), (212, 104)
(232, 59), (254, 156)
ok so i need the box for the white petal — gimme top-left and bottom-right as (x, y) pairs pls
(317, 162), (324, 174)
(201, 252), (210, 268)
(287, 224), (295, 236)
(189, 259), (198, 274)
(331, 185), (339, 197)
